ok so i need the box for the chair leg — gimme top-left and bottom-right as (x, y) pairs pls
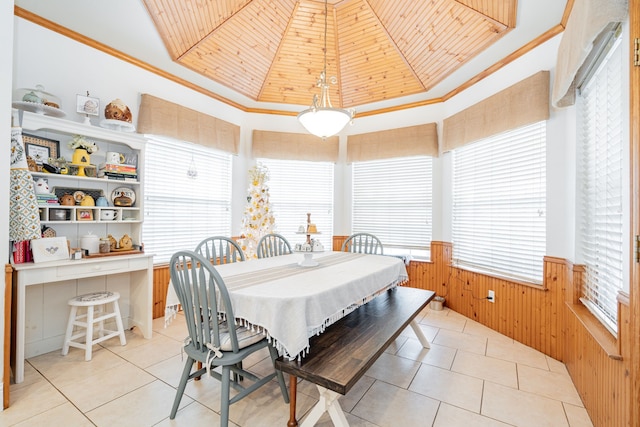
(97, 304), (105, 338)
(170, 357), (195, 419)
(85, 306), (94, 361)
(112, 300), (127, 346)
(269, 345), (290, 403)
(233, 362), (243, 382)
(61, 305), (77, 356)
(220, 366), (231, 427)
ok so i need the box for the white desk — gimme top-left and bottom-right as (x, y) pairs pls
(166, 251), (408, 360)
(11, 253), (153, 383)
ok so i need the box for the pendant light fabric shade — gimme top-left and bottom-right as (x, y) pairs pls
(298, 0), (354, 138)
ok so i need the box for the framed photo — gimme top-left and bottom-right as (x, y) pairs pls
(77, 209), (94, 221)
(76, 94), (100, 116)
(23, 133), (60, 166)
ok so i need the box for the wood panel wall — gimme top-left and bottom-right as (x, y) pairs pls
(152, 238), (632, 425)
(4, 264), (12, 409)
(153, 264), (171, 320)
(401, 241), (630, 427)
(629, 0), (640, 424)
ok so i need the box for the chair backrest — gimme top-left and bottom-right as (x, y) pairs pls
(195, 236), (246, 265)
(341, 233), (384, 255)
(170, 250), (243, 353)
(257, 233), (292, 258)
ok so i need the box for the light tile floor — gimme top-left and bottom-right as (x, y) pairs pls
(1, 306), (594, 427)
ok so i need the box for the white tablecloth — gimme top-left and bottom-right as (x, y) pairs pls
(165, 251), (408, 359)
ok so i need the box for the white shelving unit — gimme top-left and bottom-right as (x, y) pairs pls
(11, 111), (153, 384)
(20, 111), (146, 248)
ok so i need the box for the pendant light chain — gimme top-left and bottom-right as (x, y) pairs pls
(296, 0), (355, 138)
(323, 0), (328, 79)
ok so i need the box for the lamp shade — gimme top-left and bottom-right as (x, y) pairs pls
(297, 107), (352, 139)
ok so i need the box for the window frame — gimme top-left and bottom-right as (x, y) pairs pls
(351, 155), (433, 259)
(256, 158), (335, 251)
(451, 121), (547, 284)
(575, 26), (629, 334)
(142, 136), (233, 264)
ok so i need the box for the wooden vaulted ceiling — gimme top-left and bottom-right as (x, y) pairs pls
(142, 0), (516, 108)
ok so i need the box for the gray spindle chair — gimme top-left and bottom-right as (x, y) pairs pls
(195, 236), (246, 265)
(194, 236), (246, 378)
(169, 250), (289, 427)
(341, 232), (384, 255)
(257, 233), (293, 258)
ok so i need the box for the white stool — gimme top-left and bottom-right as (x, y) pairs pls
(62, 291), (127, 361)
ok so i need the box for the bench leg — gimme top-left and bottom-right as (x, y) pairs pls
(300, 386), (349, 427)
(409, 319), (430, 349)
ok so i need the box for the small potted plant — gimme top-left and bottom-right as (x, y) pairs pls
(69, 135), (98, 176)
(68, 135), (98, 155)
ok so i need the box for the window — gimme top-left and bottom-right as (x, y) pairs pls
(577, 29), (626, 333)
(257, 159), (334, 249)
(143, 137), (232, 263)
(452, 122), (546, 283)
(352, 156), (432, 258)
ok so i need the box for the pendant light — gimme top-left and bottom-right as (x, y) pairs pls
(187, 154), (198, 179)
(297, 0), (354, 139)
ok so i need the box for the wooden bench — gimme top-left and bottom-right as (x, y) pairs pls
(275, 286), (435, 427)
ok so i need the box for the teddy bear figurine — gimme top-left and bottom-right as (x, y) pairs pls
(107, 234), (118, 251)
(118, 234), (133, 251)
(104, 99), (132, 123)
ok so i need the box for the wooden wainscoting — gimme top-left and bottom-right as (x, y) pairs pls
(152, 264), (170, 320)
(4, 264), (12, 409)
(331, 237), (631, 426)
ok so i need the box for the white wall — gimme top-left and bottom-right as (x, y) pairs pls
(13, 14), (578, 255)
(12, 19), (574, 260)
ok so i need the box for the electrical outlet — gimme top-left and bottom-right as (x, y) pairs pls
(488, 290), (495, 303)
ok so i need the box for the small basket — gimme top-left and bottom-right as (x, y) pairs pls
(430, 296), (445, 311)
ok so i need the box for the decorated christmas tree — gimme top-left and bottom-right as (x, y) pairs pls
(240, 163), (276, 259)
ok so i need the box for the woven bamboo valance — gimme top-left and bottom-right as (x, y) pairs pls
(347, 123), (438, 163)
(252, 130), (339, 162)
(138, 94), (240, 154)
(552, 0), (628, 108)
(442, 70), (550, 152)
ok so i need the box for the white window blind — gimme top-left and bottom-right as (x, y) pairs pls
(143, 137), (232, 263)
(352, 156), (432, 258)
(577, 32), (624, 333)
(257, 159), (334, 249)
(452, 122), (546, 283)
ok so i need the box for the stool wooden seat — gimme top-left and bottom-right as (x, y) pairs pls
(62, 291), (127, 361)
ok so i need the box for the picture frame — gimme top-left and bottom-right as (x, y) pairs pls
(77, 209), (94, 221)
(23, 133), (60, 166)
(76, 94), (100, 116)
(31, 237), (70, 263)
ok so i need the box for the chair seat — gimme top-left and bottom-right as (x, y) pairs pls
(69, 291), (119, 306)
(184, 335), (269, 366)
(219, 322), (265, 351)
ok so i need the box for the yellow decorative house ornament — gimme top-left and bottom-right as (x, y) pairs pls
(68, 135), (98, 176)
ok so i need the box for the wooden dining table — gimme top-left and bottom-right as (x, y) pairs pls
(164, 251), (419, 425)
(165, 251), (409, 359)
